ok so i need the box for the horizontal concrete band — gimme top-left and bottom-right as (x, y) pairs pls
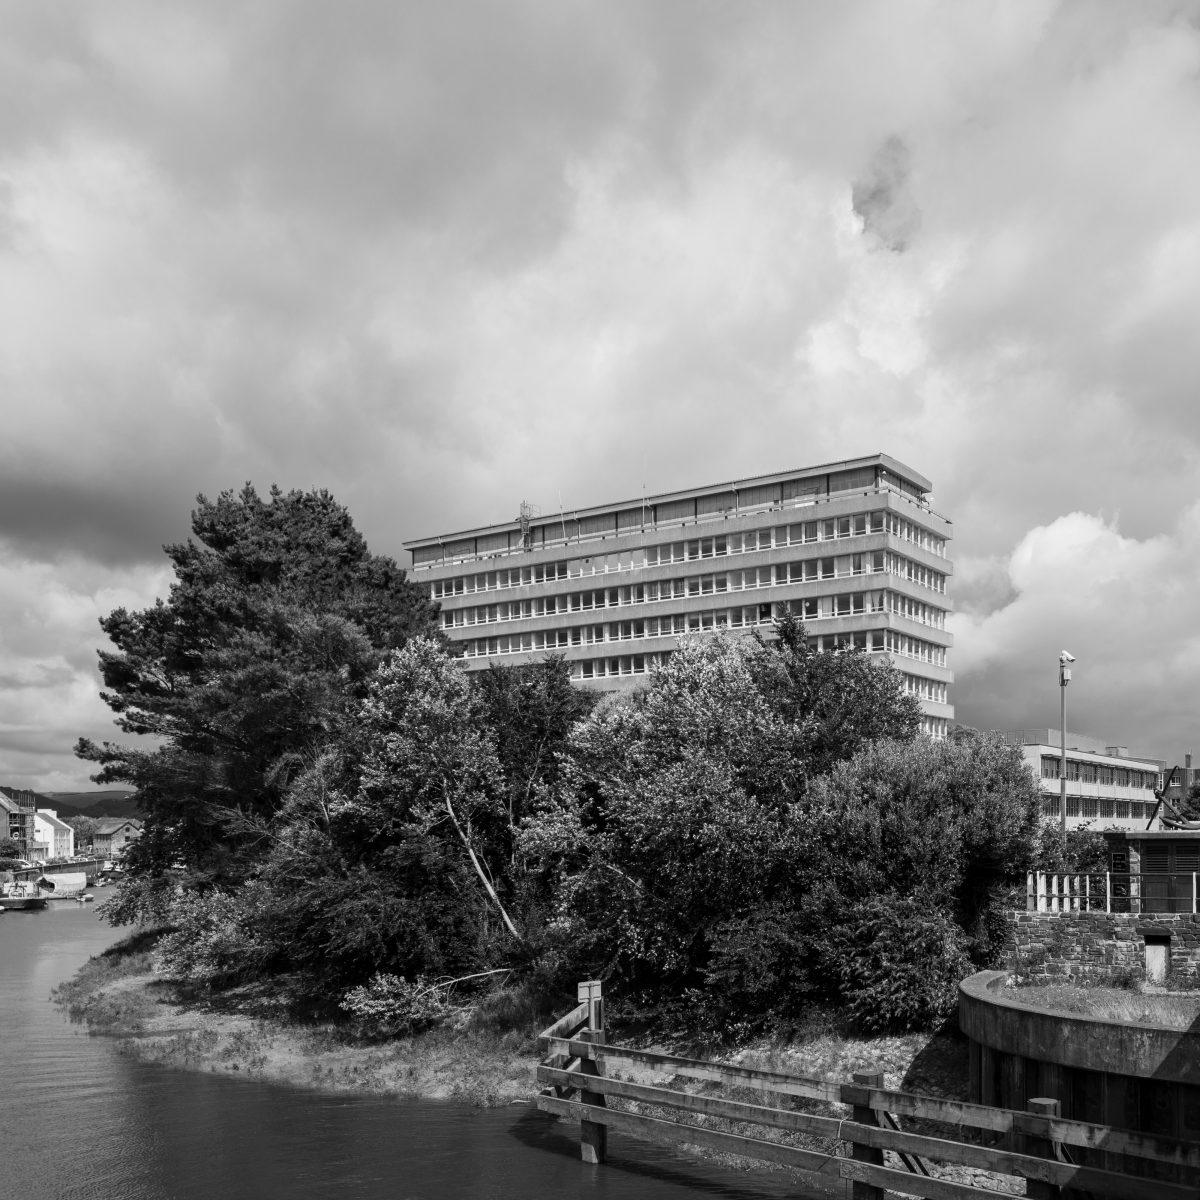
(960, 970), (1200, 1085)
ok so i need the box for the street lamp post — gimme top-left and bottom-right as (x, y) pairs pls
(1059, 651), (1075, 833)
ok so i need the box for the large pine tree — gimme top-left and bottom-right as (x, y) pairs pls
(77, 485), (439, 885)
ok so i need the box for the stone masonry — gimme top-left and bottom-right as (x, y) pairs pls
(1009, 911), (1200, 988)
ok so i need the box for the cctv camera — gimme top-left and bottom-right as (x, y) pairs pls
(1060, 650), (1075, 663)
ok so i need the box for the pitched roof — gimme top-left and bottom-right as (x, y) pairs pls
(94, 818), (142, 834)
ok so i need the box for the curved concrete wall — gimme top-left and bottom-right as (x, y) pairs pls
(958, 970), (1200, 1147)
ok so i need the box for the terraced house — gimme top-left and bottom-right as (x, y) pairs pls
(404, 453), (954, 737)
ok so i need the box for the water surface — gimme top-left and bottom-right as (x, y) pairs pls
(1, 905), (813, 1198)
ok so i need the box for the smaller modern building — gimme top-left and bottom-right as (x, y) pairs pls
(993, 729), (1162, 830)
(33, 809), (74, 860)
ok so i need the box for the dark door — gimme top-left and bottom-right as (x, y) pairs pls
(1141, 841), (1200, 913)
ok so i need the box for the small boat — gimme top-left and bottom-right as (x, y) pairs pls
(0, 891), (47, 911)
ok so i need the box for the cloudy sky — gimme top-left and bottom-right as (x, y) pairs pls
(2, 0), (1199, 791)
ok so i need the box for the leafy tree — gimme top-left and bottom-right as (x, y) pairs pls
(474, 656), (598, 858)
(76, 485), (439, 888)
(749, 613), (922, 780)
(223, 640), (519, 1003)
(522, 636), (806, 998)
(66, 816), (99, 850)
(0, 837), (21, 858)
(804, 731), (1042, 967)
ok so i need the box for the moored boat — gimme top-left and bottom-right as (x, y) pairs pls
(0, 887), (47, 911)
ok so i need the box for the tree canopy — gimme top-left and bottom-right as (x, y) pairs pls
(77, 484), (439, 884)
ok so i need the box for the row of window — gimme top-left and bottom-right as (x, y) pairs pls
(1039, 756), (1157, 790)
(456, 609), (945, 686)
(427, 510), (948, 597)
(1040, 798), (1157, 820)
(456, 605), (946, 664)
(902, 674), (948, 704)
(448, 588), (947, 637)
(441, 554), (947, 629)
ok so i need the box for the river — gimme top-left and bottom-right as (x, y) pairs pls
(1, 905), (811, 1199)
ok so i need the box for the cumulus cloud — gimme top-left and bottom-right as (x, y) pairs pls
(1, 1), (1199, 784)
(950, 507), (1200, 757)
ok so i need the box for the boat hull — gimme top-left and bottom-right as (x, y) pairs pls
(0, 895), (48, 911)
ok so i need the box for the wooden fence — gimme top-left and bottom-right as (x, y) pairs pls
(536, 981), (1200, 1199)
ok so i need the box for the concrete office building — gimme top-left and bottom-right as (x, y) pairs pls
(993, 729), (1162, 830)
(404, 453), (954, 736)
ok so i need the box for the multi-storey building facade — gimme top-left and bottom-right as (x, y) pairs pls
(404, 453), (954, 736)
(993, 729), (1163, 830)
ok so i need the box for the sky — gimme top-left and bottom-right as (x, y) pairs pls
(2, 0), (1200, 792)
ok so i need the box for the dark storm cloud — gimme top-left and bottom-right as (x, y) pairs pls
(2, 1), (1200, 786)
(852, 135), (921, 251)
(0, 478), (189, 566)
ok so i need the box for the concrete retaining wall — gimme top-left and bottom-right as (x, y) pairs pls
(959, 970), (1200, 1155)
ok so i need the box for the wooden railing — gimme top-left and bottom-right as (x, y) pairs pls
(536, 981), (1200, 1199)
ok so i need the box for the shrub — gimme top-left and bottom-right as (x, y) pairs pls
(156, 890), (262, 986)
(339, 974), (451, 1038)
(702, 903), (834, 1031)
(831, 895), (973, 1034)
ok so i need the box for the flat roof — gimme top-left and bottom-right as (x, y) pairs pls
(1016, 744), (1160, 769)
(404, 452), (931, 550)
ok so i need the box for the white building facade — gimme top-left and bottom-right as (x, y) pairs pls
(994, 729), (1162, 830)
(33, 809), (75, 860)
(405, 454), (954, 737)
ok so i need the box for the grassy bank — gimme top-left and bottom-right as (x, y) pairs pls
(55, 931), (973, 1119)
(54, 930), (542, 1105)
(1013, 983), (1200, 1029)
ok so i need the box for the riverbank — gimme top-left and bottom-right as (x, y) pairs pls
(54, 931), (541, 1105)
(56, 931), (972, 1112)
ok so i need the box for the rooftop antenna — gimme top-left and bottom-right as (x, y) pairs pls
(557, 490), (569, 544)
(641, 454), (648, 530)
(518, 500), (536, 551)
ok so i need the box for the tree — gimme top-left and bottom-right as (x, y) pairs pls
(220, 639), (516, 1002)
(803, 731), (1042, 965)
(76, 485), (439, 887)
(0, 837), (20, 858)
(749, 613), (922, 779)
(521, 636), (806, 999)
(474, 656), (598, 859)
(66, 816), (99, 850)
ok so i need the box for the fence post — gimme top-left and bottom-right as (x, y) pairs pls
(577, 980), (607, 1165)
(1024, 1096), (1062, 1199)
(1037, 872), (1047, 913)
(1027, 871), (1035, 912)
(850, 1068), (885, 1200)
(1106, 871), (1111, 914)
(1084, 873), (1090, 911)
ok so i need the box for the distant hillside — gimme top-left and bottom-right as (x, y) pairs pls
(43, 790), (139, 819)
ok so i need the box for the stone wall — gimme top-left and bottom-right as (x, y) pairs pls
(1009, 911), (1200, 987)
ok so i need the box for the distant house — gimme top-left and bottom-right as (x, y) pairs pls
(92, 818), (143, 860)
(33, 809), (75, 860)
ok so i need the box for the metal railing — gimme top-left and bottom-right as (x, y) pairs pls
(1027, 870), (1200, 914)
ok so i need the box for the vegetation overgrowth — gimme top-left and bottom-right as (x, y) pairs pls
(79, 485), (1053, 1044)
(1010, 984), (1200, 1030)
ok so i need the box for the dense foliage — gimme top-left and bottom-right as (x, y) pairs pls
(84, 487), (1050, 1038)
(77, 485), (438, 887)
